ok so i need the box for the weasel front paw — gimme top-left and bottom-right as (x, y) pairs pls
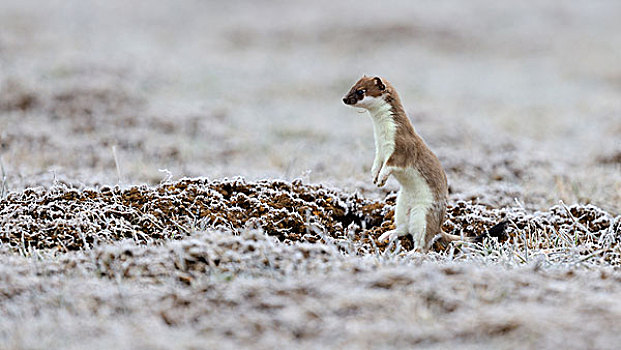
(376, 176), (387, 187)
(373, 174), (384, 186)
(375, 165), (391, 187)
(371, 166), (381, 185)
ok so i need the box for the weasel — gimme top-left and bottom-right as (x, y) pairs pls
(343, 75), (506, 251)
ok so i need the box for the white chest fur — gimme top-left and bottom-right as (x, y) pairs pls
(365, 97), (434, 205)
(366, 99), (396, 164)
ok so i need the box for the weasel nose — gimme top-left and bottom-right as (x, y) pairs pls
(342, 97), (348, 104)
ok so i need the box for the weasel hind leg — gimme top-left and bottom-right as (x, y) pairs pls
(377, 189), (409, 242)
(408, 204), (429, 251)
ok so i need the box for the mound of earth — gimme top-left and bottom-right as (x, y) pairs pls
(1, 178), (618, 264)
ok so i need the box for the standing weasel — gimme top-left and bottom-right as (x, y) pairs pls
(343, 75), (506, 251)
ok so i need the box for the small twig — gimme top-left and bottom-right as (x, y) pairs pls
(112, 146), (122, 184)
(77, 229), (90, 250)
(0, 155), (7, 199)
(573, 248), (605, 266)
(513, 251), (527, 263)
(559, 200), (591, 240)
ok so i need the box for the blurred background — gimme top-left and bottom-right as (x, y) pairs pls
(1, 0), (619, 212)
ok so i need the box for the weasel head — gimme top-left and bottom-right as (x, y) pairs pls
(342, 75), (390, 111)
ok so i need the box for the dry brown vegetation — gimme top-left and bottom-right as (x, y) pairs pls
(1, 178), (618, 265)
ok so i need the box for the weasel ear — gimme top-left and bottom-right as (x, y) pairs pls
(373, 77), (386, 91)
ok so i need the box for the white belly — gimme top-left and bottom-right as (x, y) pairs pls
(392, 167), (434, 205)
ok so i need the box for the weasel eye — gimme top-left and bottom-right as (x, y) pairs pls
(356, 89), (365, 96)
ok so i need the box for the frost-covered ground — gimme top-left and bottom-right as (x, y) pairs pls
(1, 0), (620, 349)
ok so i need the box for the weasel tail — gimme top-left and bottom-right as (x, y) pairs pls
(343, 75), (506, 251)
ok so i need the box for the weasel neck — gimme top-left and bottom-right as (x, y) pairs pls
(368, 101), (397, 163)
(367, 99), (393, 118)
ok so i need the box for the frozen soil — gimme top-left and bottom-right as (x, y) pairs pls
(1, 0), (620, 349)
(2, 230), (621, 350)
